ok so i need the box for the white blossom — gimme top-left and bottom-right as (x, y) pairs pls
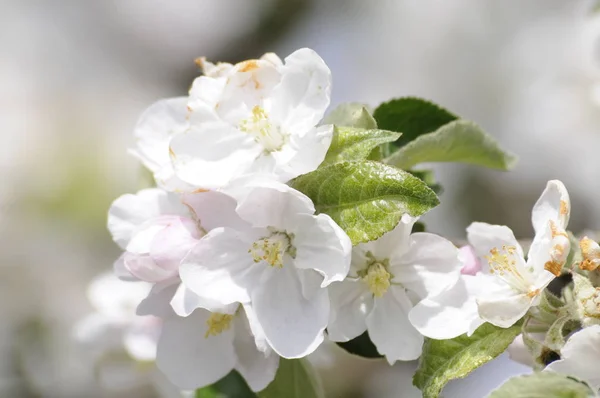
(327, 215), (462, 363)
(169, 48), (333, 189)
(410, 180), (571, 337)
(179, 180), (351, 359)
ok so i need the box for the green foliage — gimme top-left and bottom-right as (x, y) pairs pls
(323, 103), (377, 129)
(258, 359), (325, 398)
(195, 371), (256, 398)
(488, 373), (595, 398)
(291, 161), (439, 244)
(373, 97), (457, 147)
(385, 120), (517, 171)
(544, 314), (580, 352)
(335, 331), (383, 359)
(323, 127), (401, 165)
(413, 323), (522, 398)
(408, 169), (442, 194)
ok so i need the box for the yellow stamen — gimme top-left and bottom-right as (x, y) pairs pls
(560, 200), (569, 216)
(248, 231), (294, 269)
(205, 313), (233, 338)
(580, 237), (600, 271)
(486, 245), (537, 295)
(239, 106), (287, 152)
(363, 263), (391, 298)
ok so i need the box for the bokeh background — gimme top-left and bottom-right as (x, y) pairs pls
(3, 0), (600, 396)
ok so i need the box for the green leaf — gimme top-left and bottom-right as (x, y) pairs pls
(408, 169), (442, 195)
(385, 120), (517, 171)
(373, 97), (457, 147)
(291, 161), (439, 244)
(413, 322), (522, 398)
(323, 127), (401, 165)
(336, 331), (383, 359)
(488, 372), (595, 398)
(323, 103), (377, 129)
(258, 358), (325, 398)
(195, 371), (256, 398)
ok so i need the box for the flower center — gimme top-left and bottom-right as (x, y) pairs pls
(239, 106), (287, 152)
(581, 287), (600, 320)
(248, 230), (295, 268)
(486, 245), (537, 296)
(204, 312), (234, 338)
(358, 252), (392, 297)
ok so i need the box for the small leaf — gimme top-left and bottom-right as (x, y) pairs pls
(487, 372), (595, 398)
(373, 97), (457, 147)
(195, 371), (256, 398)
(323, 103), (377, 129)
(258, 358), (325, 398)
(323, 127), (401, 165)
(291, 161), (439, 245)
(336, 331), (383, 359)
(413, 322), (522, 398)
(385, 120), (517, 171)
(544, 314), (580, 351)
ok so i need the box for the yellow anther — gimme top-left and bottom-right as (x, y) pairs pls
(205, 313), (234, 338)
(485, 245), (538, 295)
(248, 231), (294, 269)
(239, 106), (287, 152)
(363, 263), (391, 298)
(580, 237), (600, 271)
(560, 200), (569, 216)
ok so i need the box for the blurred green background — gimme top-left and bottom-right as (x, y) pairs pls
(3, 0), (600, 396)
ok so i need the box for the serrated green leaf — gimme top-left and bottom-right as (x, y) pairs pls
(413, 323), (522, 398)
(373, 97), (457, 147)
(291, 161), (439, 244)
(323, 127), (401, 165)
(335, 331), (383, 359)
(323, 103), (377, 129)
(258, 358), (324, 398)
(385, 120), (517, 170)
(408, 169), (443, 195)
(487, 372), (595, 398)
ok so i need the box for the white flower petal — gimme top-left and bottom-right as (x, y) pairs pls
(123, 252), (175, 283)
(129, 97), (188, 173)
(136, 280), (178, 317)
(156, 311), (236, 390)
(149, 216), (202, 272)
(170, 124), (262, 189)
(242, 303), (271, 354)
(170, 283), (238, 317)
(477, 286), (535, 328)
(276, 124), (334, 181)
(409, 275), (488, 339)
(113, 254), (138, 281)
(393, 232), (462, 298)
(546, 325), (600, 391)
(269, 48), (332, 131)
(366, 287), (423, 363)
(179, 228), (258, 306)
(466, 222), (524, 264)
(108, 189), (187, 249)
(531, 180), (570, 233)
(293, 213), (352, 286)
(182, 190), (249, 231)
(227, 180), (315, 229)
(233, 311), (279, 392)
(327, 280), (372, 342)
(507, 334), (538, 368)
(357, 214), (417, 262)
(251, 265), (328, 358)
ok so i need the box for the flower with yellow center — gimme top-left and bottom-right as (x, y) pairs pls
(180, 181), (351, 359)
(169, 48), (334, 189)
(328, 214), (462, 364)
(411, 180), (571, 337)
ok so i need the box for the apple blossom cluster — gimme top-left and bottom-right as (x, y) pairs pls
(99, 47), (600, 397)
